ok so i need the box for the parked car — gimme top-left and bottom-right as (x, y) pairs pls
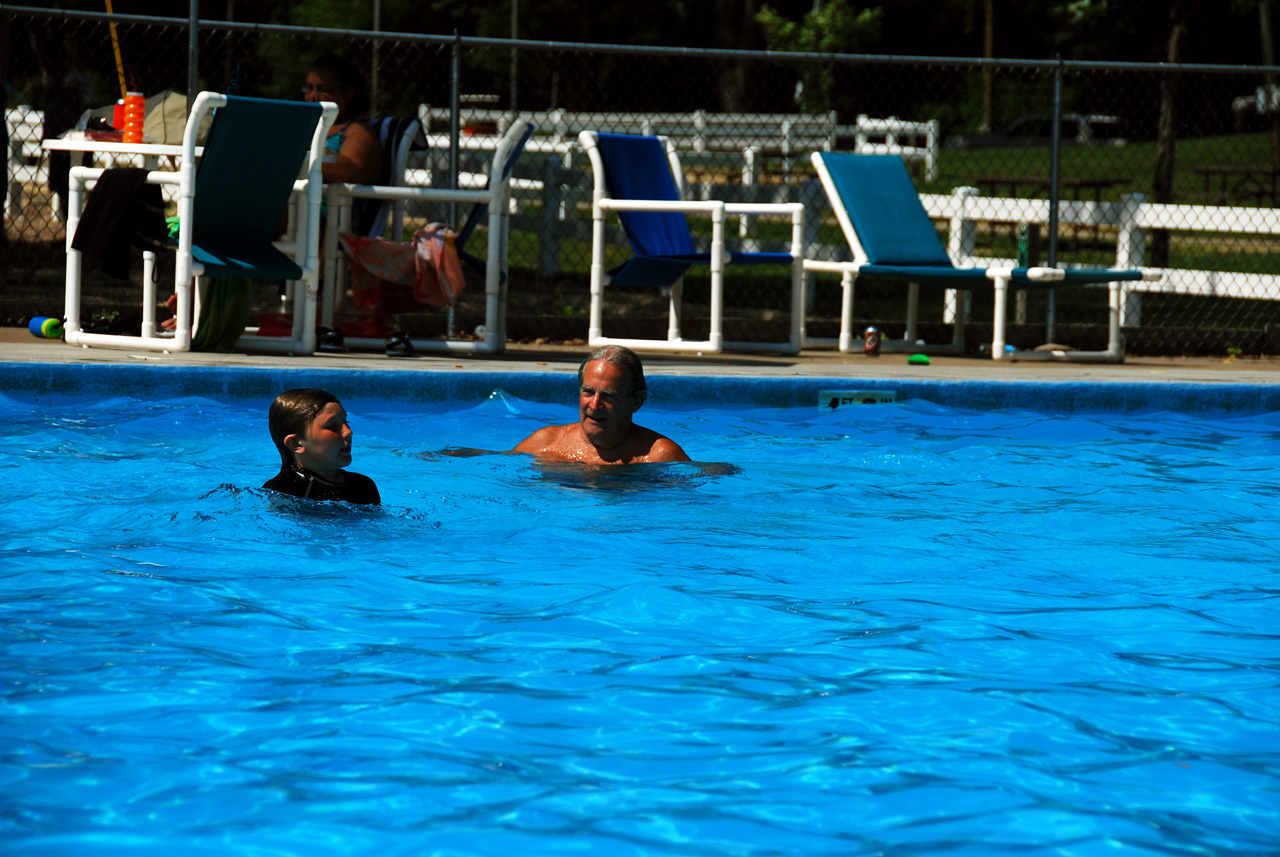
(945, 113), (1126, 149)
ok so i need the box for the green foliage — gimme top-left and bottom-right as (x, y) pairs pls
(756, 0), (883, 113)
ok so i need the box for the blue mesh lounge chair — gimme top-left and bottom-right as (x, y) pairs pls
(807, 152), (1160, 362)
(579, 130), (807, 355)
(352, 115), (425, 238)
(63, 91), (336, 353)
(321, 118), (535, 354)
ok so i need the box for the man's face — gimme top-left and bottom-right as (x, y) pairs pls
(578, 360), (638, 450)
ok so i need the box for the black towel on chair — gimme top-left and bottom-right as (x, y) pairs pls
(70, 167), (170, 280)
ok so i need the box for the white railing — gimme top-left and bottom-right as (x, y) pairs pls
(417, 106), (939, 177)
(852, 114), (939, 181)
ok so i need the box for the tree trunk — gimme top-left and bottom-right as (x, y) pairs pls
(1151, 1), (1186, 267)
(712, 0), (759, 112)
(1261, 0), (1280, 170)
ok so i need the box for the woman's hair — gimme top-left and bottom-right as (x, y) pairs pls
(578, 345), (647, 404)
(269, 388), (340, 468)
(308, 53), (371, 118)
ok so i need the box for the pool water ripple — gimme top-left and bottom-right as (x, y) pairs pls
(1, 391), (1278, 855)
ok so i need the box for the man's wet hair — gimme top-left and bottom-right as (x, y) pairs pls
(269, 388), (340, 468)
(578, 345), (647, 403)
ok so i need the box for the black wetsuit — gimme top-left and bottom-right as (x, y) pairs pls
(263, 466), (381, 505)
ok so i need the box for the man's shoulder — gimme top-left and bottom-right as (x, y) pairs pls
(513, 423), (576, 453)
(635, 429), (691, 463)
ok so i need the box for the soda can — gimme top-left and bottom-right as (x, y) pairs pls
(863, 326), (881, 357)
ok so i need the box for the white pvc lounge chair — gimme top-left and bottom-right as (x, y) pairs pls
(806, 152), (1161, 362)
(63, 92), (336, 354)
(320, 118), (535, 354)
(579, 130), (807, 355)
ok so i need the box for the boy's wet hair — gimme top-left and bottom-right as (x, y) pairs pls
(269, 388), (340, 468)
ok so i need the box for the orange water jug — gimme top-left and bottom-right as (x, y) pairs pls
(122, 92), (145, 144)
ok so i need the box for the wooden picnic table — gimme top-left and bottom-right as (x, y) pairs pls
(1190, 165), (1280, 207)
(959, 174), (1120, 205)
(959, 174), (1120, 241)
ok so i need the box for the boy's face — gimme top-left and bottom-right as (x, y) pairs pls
(290, 401), (352, 479)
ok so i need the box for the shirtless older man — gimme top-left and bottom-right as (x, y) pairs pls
(513, 346), (690, 464)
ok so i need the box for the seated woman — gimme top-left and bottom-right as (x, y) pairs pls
(165, 55), (385, 339)
(304, 53), (383, 186)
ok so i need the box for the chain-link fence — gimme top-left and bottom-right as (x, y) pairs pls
(6, 6), (1280, 355)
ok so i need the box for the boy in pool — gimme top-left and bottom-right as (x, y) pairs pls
(263, 389), (381, 505)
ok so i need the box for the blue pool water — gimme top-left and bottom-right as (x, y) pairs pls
(1, 368), (1278, 855)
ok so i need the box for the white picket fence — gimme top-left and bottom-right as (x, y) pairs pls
(5, 106), (46, 218)
(418, 107), (939, 179)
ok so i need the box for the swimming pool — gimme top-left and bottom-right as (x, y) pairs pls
(2, 364), (1278, 855)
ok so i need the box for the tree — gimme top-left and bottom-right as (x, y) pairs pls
(756, 0), (883, 114)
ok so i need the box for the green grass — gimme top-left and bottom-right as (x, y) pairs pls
(920, 133), (1280, 203)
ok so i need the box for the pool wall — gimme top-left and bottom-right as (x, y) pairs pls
(3, 362), (1280, 414)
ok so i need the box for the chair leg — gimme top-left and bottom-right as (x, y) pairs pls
(63, 174), (85, 339)
(588, 204), (607, 345)
(838, 271), (856, 352)
(141, 251), (157, 338)
(905, 281), (920, 342)
(789, 254), (805, 354)
(668, 278), (683, 342)
(991, 274), (1010, 360)
(950, 290), (967, 351)
(708, 206), (725, 352)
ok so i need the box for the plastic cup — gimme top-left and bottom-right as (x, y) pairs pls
(112, 101), (124, 130)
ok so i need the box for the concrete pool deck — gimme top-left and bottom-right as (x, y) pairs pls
(3, 326), (1279, 385)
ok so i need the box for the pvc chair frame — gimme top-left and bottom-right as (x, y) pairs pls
(579, 130), (807, 355)
(806, 152), (1160, 363)
(321, 119), (535, 354)
(63, 92), (336, 354)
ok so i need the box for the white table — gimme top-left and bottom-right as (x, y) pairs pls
(47, 137), (208, 339)
(42, 136), (202, 169)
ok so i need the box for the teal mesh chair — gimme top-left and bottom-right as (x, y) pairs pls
(64, 91), (336, 353)
(807, 152), (1159, 362)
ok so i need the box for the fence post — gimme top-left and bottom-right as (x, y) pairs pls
(552, 109), (566, 146)
(800, 176), (825, 313)
(740, 145), (759, 241)
(925, 119), (940, 181)
(946, 185), (978, 325)
(539, 155), (564, 277)
(781, 119), (794, 174)
(1116, 193), (1147, 328)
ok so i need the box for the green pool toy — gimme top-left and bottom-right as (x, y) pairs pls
(907, 353), (931, 366)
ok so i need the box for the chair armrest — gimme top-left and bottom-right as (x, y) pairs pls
(334, 182), (494, 206)
(986, 266), (1066, 282)
(723, 202), (805, 218)
(599, 198), (724, 215)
